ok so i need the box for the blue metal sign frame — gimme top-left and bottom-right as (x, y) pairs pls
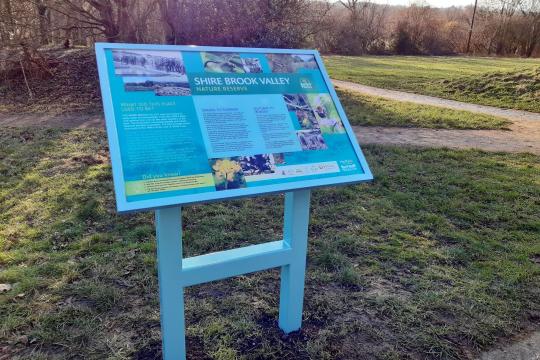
(95, 43), (374, 360)
(155, 189), (312, 359)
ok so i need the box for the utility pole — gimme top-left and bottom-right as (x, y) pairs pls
(466, 0), (479, 54)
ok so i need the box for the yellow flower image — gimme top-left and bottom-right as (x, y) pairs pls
(212, 159), (241, 181)
(210, 158), (246, 191)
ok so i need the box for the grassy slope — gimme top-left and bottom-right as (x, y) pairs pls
(1, 128), (539, 359)
(324, 56), (540, 113)
(336, 88), (512, 130)
(0, 49), (101, 115)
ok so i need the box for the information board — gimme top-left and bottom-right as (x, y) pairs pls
(95, 43), (373, 212)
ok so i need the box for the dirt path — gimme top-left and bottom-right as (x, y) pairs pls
(353, 123), (540, 154)
(0, 112), (103, 128)
(331, 79), (540, 154)
(477, 331), (540, 360)
(332, 79), (540, 122)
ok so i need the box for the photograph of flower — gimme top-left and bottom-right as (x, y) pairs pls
(297, 130), (328, 151)
(238, 154), (276, 176)
(201, 52), (246, 73)
(266, 54), (318, 73)
(112, 50), (188, 78)
(241, 58), (263, 73)
(209, 158), (246, 191)
(307, 94), (345, 133)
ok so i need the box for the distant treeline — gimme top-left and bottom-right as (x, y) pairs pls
(0, 0), (539, 60)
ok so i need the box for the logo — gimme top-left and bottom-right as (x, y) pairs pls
(300, 78), (313, 90)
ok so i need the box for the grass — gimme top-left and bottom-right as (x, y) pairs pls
(324, 56), (540, 113)
(336, 89), (512, 130)
(1, 127), (539, 359)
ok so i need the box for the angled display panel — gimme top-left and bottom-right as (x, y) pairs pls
(95, 43), (373, 212)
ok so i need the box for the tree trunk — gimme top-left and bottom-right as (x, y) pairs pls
(91, 1), (120, 42)
(36, 0), (50, 45)
(525, 15), (540, 58)
(525, 24), (538, 57)
(159, 0), (183, 44)
(0, 0), (15, 44)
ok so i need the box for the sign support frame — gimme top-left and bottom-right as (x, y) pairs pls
(155, 189), (311, 360)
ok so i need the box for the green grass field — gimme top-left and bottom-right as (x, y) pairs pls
(1, 128), (539, 359)
(337, 89), (511, 130)
(324, 56), (540, 113)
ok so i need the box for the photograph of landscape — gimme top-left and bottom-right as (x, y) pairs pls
(267, 53), (319, 73)
(123, 76), (191, 96)
(112, 50), (187, 78)
(113, 50), (191, 96)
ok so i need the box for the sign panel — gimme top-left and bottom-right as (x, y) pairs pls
(95, 43), (373, 212)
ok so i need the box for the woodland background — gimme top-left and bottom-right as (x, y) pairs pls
(1, 0), (539, 60)
(0, 0), (539, 104)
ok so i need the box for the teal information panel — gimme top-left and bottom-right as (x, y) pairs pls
(95, 43), (373, 212)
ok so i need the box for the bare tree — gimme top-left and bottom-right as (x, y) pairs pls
(337, 0), (388, 54)
(517, 0), (540, 56)
(158, 0), (183, 45)
(0, 0), (538, 61)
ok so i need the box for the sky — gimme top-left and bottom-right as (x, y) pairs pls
(358, 0), (475, 8)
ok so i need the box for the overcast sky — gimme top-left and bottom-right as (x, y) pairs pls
(355, 0), (475, 7)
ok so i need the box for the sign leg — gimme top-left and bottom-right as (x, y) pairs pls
(155, 207), (186, 360)
(279, 190), (311, 333)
